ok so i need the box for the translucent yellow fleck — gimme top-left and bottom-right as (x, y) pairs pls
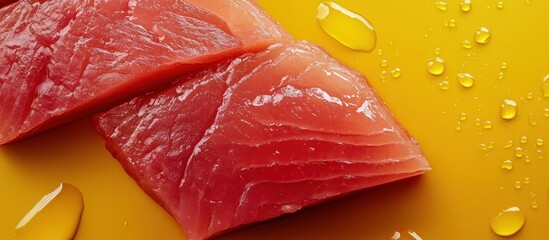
(427, 57), (445, 76)
(475, 27), (492, 44)
(457, 73), (475, 88)
(520, 136), (528, 144)
(490, 207), (525, 237)
(536, 139), (544, 146)
(316, 2), (376, 52)
(500, 99), (517, 120)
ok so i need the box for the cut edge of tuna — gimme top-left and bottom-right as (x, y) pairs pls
(95, 41), (430, 240)
(0, 0), (291, 145)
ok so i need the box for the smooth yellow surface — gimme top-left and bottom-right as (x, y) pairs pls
(0, 0), (548, 239)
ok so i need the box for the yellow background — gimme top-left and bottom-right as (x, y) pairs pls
(1, 0), (548, 239)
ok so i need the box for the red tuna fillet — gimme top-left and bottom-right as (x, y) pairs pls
(95, 42), (431, 240)
(0, 0), (290, 144)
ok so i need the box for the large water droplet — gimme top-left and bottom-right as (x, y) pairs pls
(457, 73), (475, 88)
(427, 57), (445, 76)
(475, 27), (492, 44)
(317, 2), (377, 52)
(500, 99), (517, 120)
(490, 207), (525, 237)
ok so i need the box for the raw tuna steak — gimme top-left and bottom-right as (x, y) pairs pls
(0, 0), (290, 144)
(95, 42), (430, 240)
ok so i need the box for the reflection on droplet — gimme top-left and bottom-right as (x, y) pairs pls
(317, 2), (376, 52)
(475, 27), (492, 44)
(490, 207), (525, 237)
(15, 183), (84, 240)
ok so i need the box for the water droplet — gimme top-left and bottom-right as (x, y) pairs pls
(483, 120), (493, 129)
(389, 228), (423, 240)
(380, 59), (388, 68)
(377, 49), (383, 56)
(475, 27), (492, 44)
(500, 62), (508, 70)
(391, 68), (401, 78)
(504, 140), (513, 149)
(542, 75), (549, 98)
(515, 147), (524, 158)
(524, 156), (531, 163)
(527, 93), (534, 100)
(380, 70), (388, 82)
(544, 109), (549, 118)
(427, 57), (445, 76)
(531, 201), (538, 209)
(457, 73), (475, 88)
(501, 160), (513, 170)
(490, 207), (525, 237)
(462, 40), (472, 49)
(434, 48), (441, 55)
(439, 81), (450, 90)
(15, 183), (84, 239)
(475, 118), (481, 126)
(435, 1), (448, 11)
(461, 0), (472, 12)
(317, 2), (376, 52)
(520, 136), (528, 144)
(514, 180), (522, 189)
(536, 139), (544, 146)
(528, 113), (538, 126)
(448, 19), (457, 28)
(460, 112), (468, 121)
(497, 72), (505, 80)
(524, 177), (531, 184)
(500, 99), (517, 120)
(497, 1), (505, 9)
